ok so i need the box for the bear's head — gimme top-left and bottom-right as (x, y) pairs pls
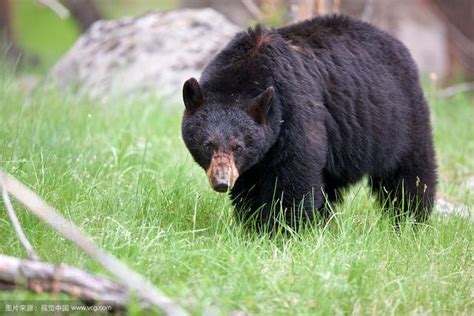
(181, 77), (280, 193)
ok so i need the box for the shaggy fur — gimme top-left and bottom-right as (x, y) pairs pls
(181, 15), (437, 229)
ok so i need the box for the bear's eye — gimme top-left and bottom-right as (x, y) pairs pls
(203, 141), (214, 153)
(233, 144), (244, 153)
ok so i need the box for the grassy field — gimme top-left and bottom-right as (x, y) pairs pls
(0, 73), (473, 315)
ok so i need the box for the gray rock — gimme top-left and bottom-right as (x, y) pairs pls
(435, 197), (471, 218)
(51, 9), (240, 102)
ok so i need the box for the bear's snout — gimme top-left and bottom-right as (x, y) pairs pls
(206, 151), (239, 193)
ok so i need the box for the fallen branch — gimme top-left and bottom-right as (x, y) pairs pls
(37, 0), (70, 19)
(1, 184), (39, 261)
(440, 82), (474, 97)
(0, 171), (187, 316)
(0, 254), (132, 310)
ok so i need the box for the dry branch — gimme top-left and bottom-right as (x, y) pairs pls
(0, 171), (187, 316)
(1, 185), (39, 261)
(37, 0), (70, 19)
(0, 254), (130, 309)
(440, 82), (474, 97)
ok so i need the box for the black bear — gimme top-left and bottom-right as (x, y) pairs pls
(181, 15), (437, 229)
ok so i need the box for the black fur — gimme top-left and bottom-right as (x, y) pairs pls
(182, 15), (437, 229)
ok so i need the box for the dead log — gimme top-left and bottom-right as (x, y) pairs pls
(0, 254), (144, 310)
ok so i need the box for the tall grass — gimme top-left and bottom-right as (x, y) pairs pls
(0, 79), (472, 314)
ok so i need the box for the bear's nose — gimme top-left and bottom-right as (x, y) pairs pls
(213, 181), (229, 192)
(209, 168), (231, 192)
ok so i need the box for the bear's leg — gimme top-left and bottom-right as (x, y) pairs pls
(370, 154), (436, 224)
(323, 184), (345, 205)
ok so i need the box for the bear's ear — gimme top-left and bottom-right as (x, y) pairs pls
(183, 78), (205, 112)
(246, 86), (275, 124)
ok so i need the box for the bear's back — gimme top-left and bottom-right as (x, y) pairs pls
(275, 15), (418, 80)
(277, 15), (393, 49)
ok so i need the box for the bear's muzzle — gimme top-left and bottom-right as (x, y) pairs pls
(206, 151), (239, 192)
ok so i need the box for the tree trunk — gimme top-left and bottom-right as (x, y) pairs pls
(0, 0), (22, 61)
(0, 0), (12, 41)
(60, 0), (102, 32)
(430, 0), (474, 81)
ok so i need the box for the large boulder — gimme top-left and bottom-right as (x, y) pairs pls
(51, 9), (240, 102)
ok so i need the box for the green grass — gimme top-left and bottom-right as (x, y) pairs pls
(0, 75), (473, 315)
